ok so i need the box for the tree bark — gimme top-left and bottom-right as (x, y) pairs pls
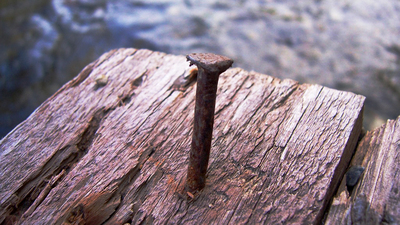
(0, 48), (365, 224)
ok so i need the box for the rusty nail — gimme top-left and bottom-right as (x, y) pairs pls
(185, 53), (233, 194)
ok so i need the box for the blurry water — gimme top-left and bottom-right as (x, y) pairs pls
(1, 0), (400, 138)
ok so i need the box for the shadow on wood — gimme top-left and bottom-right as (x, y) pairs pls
(325, 116), (400, 224)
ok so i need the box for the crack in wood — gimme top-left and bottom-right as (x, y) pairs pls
(20, 170), (66, 220)
(77, 109), (109, 152)
(121, 169), (164, 225)
(0, 49), (370, 224)
(318, 105), (364, 224)
(2, 145), (81, 223)
(65, 145), (158, 225)
(61, 189), (121, 225)
(2, 107), (114, 224)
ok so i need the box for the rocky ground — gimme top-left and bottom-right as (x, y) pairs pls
(1, 0), (399, 138)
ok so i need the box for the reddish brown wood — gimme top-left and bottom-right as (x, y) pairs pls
(325, 116), (400, 224)
(0, 48), (365, 224)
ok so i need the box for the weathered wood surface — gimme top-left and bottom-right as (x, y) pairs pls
(325, 116), (400, 224)
(0, 48), (365, 224)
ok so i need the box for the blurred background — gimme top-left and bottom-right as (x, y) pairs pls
(1, 0), (400, 139)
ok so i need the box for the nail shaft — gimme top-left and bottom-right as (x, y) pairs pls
(185, 53), (233, 194)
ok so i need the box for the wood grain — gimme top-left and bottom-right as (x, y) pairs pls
(0, 48), (365, 224)
(325, 116), (400, 224)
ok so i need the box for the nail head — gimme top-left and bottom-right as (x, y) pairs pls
(186, 53), (233, 74)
